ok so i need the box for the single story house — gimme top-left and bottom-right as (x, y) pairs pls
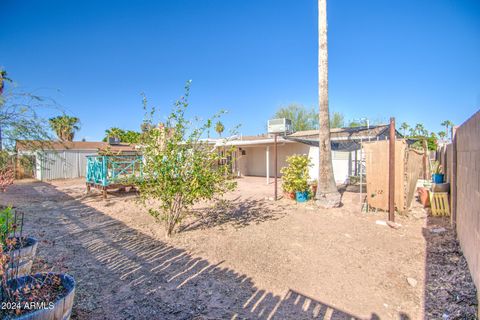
(16, 141), (138, 180)
(216, 125), (400, 184)
(16, 125), (400, 184)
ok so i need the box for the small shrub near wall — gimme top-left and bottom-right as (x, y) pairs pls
(281, 154), (311, 194)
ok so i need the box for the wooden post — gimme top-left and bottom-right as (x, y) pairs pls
(354, 149), (358, 176)
(388, 117), (395, 222)
(274, 134), (278, 200)
(423, 139), (428, 180)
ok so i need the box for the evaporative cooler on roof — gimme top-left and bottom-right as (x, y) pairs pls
(268, 118), (293, 135)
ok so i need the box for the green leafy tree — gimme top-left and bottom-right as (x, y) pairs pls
(408, 123), (437, 151)
(273, 104), (318, 131)
(0, 69), (53, 150)
(329, 112), (345, 128)
(136, 81), (236, 237)
(49, 115), (80, 141)
(103, 128), (141, 143)
(0, 70), (57, 191)
(215, 121), (225, 137)
(348, 119), (370, 128)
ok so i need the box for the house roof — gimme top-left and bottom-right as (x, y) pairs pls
(16, 141), (138, 153)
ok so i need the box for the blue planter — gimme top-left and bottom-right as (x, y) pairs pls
(432, 174), (444, 184)
(295, 191), (309, 203)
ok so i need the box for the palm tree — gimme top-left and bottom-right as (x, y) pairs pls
(49, 115), (80, 141)
(438, 131), (446, 141)
(215, 121), (225, 137)
(400, 122), (410, 137)
(315, 0), (340, 208)
(413, 123), (427, 137)
(104, 127), (124, 141)
(0, 70), (11, 96)
(441, 120), (454, 140)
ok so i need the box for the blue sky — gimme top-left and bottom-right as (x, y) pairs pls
(1, 0), (479, 141)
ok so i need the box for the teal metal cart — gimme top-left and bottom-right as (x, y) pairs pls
(86, 155), (143, 198)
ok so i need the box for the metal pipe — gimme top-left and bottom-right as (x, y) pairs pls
(274, 134), (278, 200)
(266, 146), (270, 185)
(388, 117), (396, 222)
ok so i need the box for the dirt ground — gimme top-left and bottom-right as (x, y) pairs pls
(0, 177), (477, 319)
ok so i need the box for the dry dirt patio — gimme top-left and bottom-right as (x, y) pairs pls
(1, 177), (476, 319)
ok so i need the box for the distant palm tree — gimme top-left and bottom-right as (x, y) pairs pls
(215, 121), (225, 137)
(400, 122), (410, 137)
(315, 0), (340, 208)
(49, 115), (80, 141)
(413, 123), (427, 137)
(438, 131), (446, 140)
(104, 127), (124, 140)
(440, 120), (454, 140)
(0, 70), (11, 96)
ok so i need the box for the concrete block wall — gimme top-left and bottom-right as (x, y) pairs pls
(455, 110), (480, 293)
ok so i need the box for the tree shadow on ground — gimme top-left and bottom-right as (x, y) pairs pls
(180, 196), (287, 232)
(4, 181), (406, 319)
(422, 215), (478, 319)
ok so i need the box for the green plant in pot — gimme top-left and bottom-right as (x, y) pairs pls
(431, 161), (444, 184)
(281, 154), (311, 202)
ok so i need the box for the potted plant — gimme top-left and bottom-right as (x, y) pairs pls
(281, 155), (311, 202)
(431, 161), (444, 184)
(0, 256), (76, 319)
(309, 180), (318, 196)
(0, 211), (76, 319)
(281, 174), (296, 200)
(0, 206), (38, 277)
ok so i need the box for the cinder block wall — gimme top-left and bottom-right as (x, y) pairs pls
(455, 110), (480, 292)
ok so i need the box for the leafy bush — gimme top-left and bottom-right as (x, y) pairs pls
(0, 207), (14, 246)
(281, 154), (311, 193)
(136, 82), (236, 237)
(0, 151), (14, 192)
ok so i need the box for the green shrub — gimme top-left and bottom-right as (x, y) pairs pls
(281, 154), (311, 193)
(136, 82), (237, 237)
(0, 207), (14, 246)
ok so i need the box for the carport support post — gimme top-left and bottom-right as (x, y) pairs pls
(266, 146), (270, 185)
(388, 117), (396, 222)
(274, 133), (278, 200)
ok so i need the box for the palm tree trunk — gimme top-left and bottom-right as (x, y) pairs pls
(315, 0), (340, 208)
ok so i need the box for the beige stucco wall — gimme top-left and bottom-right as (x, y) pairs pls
(455, 110), (480, 293)
(238, 142), (352, 183)
(241, 143), (310, 177)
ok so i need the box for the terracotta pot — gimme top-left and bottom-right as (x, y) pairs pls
(417, 187), (430, 207)
(310, 185), (317, 195)
(283, 191), (295, 200)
